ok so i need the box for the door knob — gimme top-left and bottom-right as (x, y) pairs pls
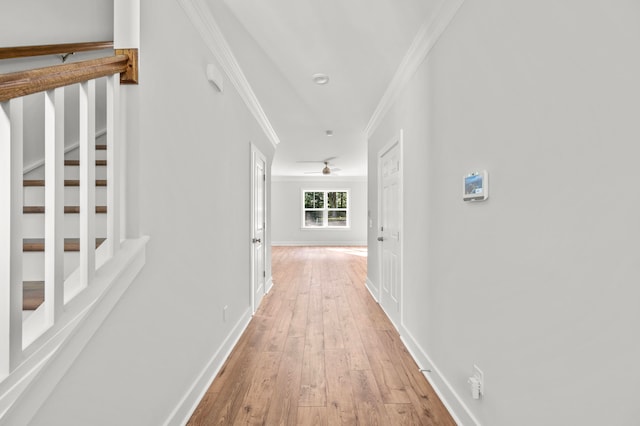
(377, 236), (384, 242)
(252, 238), (261, 243)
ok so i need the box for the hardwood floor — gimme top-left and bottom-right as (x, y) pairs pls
(188, 246), (455, 426)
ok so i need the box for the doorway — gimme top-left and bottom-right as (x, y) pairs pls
(377, 131), (403, 329)
(251, 144), (267, 313)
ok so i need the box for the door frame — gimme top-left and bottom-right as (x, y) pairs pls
(250, 143), (267, 314)
(377, 129), (404, 329)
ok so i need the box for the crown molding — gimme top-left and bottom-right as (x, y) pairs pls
(177, 0), (280, 148)
(364, 0), (465, 138)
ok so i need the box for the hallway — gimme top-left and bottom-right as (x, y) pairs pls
(188, 246), (455, 425)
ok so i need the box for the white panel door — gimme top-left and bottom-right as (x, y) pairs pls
(378, 134), (402, 328)
(251, 146), (267, 313)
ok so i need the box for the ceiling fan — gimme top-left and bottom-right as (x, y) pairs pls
(298, 157), (341, 175)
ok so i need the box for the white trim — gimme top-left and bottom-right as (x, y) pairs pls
(22, 129), (107, 175)
(177, 0), (280, 148)
(365, 0), (465, 137)
(272, 176), (367, 183)
(272, 241), (366, 247)
(365, 277), (378, 302)
(163, 307), (252, 426)
(0, 237), (149, 424)
(265, 276), (273, 294)
(400, 326), (481, 426)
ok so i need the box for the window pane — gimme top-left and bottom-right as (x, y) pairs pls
(305, 192), (324, 208)
(327, 192), (337, 208)
(327, 192), (347, 208)
(304, 192), (314, 208)
(328, 210), (347, 227)
(305, 211), (324, 227)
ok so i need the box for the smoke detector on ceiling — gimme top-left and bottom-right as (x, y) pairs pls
(312, 73), (330, 85)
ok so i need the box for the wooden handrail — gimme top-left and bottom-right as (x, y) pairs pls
(0, 41), (113, 60)
(0, 55), (128, 102)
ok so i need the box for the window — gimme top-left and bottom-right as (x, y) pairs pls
(302, 190), (349, 228)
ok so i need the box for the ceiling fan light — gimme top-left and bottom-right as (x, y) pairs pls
(322, 166), (331, 175)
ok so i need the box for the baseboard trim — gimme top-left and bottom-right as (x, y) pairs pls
(399, 327), (480, 426)
(365, 276), (378, 302)
(272, 241), (367, 247)
(163, 307), (253, 426)
(265, 276), (273, 294)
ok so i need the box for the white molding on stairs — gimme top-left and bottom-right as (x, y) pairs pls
(364, 0), (465, 138)
(177, 0), (280, 149)
(163, 307), (253, 426)
(22, 128), (107, 175)
(0, 237), (149, 425)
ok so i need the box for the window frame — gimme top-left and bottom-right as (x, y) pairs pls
(301, 189), (350, 229)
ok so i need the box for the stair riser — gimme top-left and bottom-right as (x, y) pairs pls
(22, 213), (107, 238)
(64, 149), (107, 162)
(24, 187), (107, 206)
(23, 251), (83, 281)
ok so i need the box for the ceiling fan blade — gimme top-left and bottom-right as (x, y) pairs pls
(323, 156), (337, 163)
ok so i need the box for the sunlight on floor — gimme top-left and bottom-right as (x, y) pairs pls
(327, 247), (368, 257)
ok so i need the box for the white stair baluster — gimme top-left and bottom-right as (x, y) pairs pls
(79, 81), (96, 288)
(44, 88), (65, 324)
(0, 98), (24, 376)
(107, 75), (120, 255)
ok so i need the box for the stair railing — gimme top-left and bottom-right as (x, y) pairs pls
(0, 42), (137, 379)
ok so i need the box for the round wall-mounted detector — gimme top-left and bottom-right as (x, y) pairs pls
(325, 130), (334, 136)
(312, 73), (330, 85)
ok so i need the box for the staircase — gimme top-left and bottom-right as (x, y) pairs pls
(21, 142), (108, 314)
(0, 40), (150, 424)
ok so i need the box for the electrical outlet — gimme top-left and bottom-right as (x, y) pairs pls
(473, 364), (484, 397)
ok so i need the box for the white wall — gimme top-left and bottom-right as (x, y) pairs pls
(8, 0), (275, 424)
(368, 1), (640, 425)
(0, 0), (112, 47)
(272, 177), (367, 246)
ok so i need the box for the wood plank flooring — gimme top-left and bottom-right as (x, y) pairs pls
(188, 246), (455, 426)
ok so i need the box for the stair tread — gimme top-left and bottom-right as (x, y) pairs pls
(23, 179), (107, 187)
(23, 206), (107, 214)
(64, 160), (107, 166)
(23, 281), (44, 311)
(23, 237), (106, 252)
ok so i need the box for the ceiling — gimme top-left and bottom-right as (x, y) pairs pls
(211, 0), (444, 176)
